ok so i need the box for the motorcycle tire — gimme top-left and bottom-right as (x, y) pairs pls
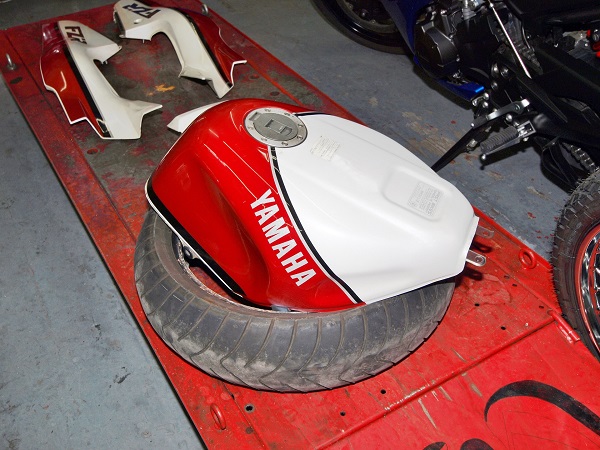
(553, 170), (600, 362)
(312, 0), (406, 54)
(134, 210), (454, 392)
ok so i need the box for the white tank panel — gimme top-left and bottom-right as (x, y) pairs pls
(274, 113), (478, 303)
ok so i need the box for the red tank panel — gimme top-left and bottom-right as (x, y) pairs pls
(149, 99), (358, 311)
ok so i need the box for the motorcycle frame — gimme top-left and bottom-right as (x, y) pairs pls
(373, 0), (600, 181)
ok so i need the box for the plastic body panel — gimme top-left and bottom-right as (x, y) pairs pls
(113, 0), (246, 98)
(148, 99), (478, 311)
(40, 21), (161, 139)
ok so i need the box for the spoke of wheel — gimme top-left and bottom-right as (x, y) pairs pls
(579, 228), (600, 347)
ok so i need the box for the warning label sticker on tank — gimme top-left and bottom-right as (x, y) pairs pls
(408, 182), (442, 217)
(310, 135), (340, 160)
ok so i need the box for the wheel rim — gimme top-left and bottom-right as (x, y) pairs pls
(575, 223), (600, 353)
(172, 233), (309, 313)
(330, 0), (402, 46)
(337, 0), (397, 32)
(172, 233), (248, 304)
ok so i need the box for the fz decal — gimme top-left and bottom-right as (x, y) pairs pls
(123, 3), (161, 19)
(64, 26), (86, 44)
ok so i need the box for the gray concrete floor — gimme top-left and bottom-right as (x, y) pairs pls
(0, 0), (567, 448)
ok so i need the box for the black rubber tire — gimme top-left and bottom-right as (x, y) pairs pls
(553, 170), (600, 362)
(134, 210), (454, 392)
(312, 0), (407, 54)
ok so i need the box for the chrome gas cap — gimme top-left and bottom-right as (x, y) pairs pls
(245, 107), (307, 147)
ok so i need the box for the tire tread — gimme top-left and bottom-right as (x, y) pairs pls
(552, 171), (600, 361)
(134, 210), (454, 392)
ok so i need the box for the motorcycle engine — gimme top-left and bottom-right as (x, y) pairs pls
(413, 0), (600, 189)
(414, 0), (504, 83)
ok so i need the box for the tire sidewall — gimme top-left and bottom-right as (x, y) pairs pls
(311, 0), (406, 54)
(135, 210), (455, 391)
(553, 171), (600, 360)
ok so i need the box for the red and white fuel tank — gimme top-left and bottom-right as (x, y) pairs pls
(147, 99), (479, 312)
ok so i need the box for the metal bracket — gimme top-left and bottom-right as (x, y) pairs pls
(476, 224), (494, 239)
(466, 250), (486, 267)
(465, 224), (493, 267)
(471, 99), (530, 128)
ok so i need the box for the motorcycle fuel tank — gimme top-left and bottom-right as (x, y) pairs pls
(148, 99), (479, 311)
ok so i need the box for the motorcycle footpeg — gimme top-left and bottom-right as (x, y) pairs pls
(479, 121), (535, 161)
(480, 126), (519, 160)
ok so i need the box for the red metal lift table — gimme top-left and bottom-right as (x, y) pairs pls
(1, 2), (599, 448)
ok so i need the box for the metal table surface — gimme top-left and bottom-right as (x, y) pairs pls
(1, 2), (599, 448)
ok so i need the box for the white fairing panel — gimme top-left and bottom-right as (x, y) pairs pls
(274, 114), (479, 303)
(43, 21), (162, 139)
(166, 102), (223, 132)
(114, 1), (246, 98)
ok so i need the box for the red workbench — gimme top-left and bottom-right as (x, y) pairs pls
(1, 2), (599, 448)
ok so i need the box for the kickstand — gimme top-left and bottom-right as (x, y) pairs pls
(431, 127), (486, 172)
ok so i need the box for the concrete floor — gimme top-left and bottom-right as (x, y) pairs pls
(0, 0), (568, 448)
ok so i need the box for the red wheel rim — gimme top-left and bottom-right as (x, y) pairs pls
(574, 222), (600, 354)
